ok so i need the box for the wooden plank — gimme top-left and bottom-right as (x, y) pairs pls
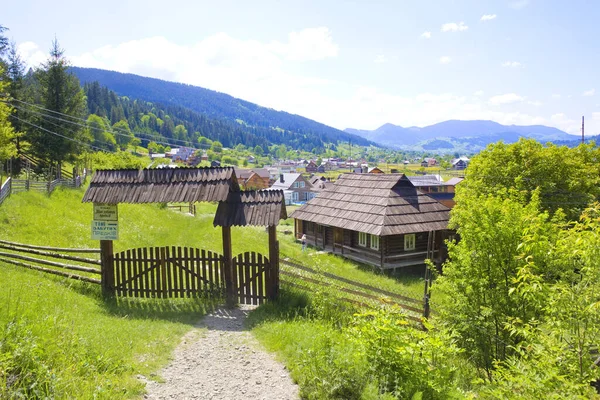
(251, 253), (259, 305)
(119, 251), (127, 297)
(0, 243), (101, 265)
(257, 254), (264, 305)
(183, 247), (190, 298)
(166, 246), (174, 298)
(126, 249), (133, 297)
(207, 249), (214, 294)
(0, 257), (101, 284)
(243, 253), (250, 304)
(134, 248), (141, 297)
(161, 247), (168, 298)
(0, 239), (100, 254)
(200, 249), (207, 295)
(150, 247), (157, 298)
(0, 251), (101, 274)
(142, 247), (149, 298)
(236, 254), (243, 304)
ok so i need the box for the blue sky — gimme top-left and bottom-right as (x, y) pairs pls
(4, 0), (599, 135)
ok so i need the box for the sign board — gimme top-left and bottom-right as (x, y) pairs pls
(91, 221), (119, 240)
(93, 204), (118, 221)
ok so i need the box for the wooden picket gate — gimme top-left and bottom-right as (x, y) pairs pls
(107, 246), (273, 304)
(111, 247), (225, 298)
(232, 252), (271, 305)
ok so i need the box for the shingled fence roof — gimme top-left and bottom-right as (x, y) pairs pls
(290, 173), (450, 236)
(82, 167), (239, 204)
(82, 167), (286, 227)
(214, 190), (287, 227)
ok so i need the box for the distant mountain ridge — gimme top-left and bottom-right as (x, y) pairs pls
(345, 120), (574, 152)
(70, 67), (373, 151)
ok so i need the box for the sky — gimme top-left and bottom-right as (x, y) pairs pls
(4, 0), (600, 135)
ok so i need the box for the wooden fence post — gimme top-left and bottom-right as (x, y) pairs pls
(222, 226), (235, 307)
(268, 225), (279, 300)
(100, 240), (115, 297)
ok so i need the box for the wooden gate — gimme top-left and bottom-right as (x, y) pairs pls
(112, 246), (224, 298)
(232, 252), (271, 305)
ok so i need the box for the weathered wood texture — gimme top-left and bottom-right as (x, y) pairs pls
(291, 173), (450, 236)
(112, 246), (226, 298)
(232, 251), (270, 305)
(0, 178), (11, 205)
(213, 190), (287, 227)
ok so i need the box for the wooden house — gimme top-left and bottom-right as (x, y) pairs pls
(305, 161), (318, 173)
(234, 168), (271, 190)
(368, 166), (384, 174)
(421, 158), (437, 167)
(451, 157), (470, 170)
(290, 173), (451, 270)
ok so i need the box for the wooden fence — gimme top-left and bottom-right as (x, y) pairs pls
(0, 178), (10, 206)
(111, 247), (225, 298)
(232, 252), (270, 305)
(0, 239), (101, 284)
(279, 258), (426, 324)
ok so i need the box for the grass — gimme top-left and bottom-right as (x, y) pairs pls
(0, 183), (434, 398)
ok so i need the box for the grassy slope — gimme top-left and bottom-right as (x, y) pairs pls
(0, 185), (427, 398)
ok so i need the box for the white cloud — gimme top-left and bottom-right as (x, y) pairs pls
(374, 55), (387, 64)
(551, 94), (561, 99)
(509, 0), (530, 10)
(474, 90), (484, 97)
(17, 41), (47, 68)
(441, 22), (468, 32)
(421, 31), (432, 39)
(480, 14), (497, 21)
(593, 112), (600, 121)
(502, 61), (522, 68)
(272, 27), (339, 61)
(583, 89), (595, 96)
(527, 100), (543, 106)
(488, 93), (524, 105)
(32, 31), (578, 135)
(439, 56), (452, 64)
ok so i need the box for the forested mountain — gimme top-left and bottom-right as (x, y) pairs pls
(346, 120), (573, 152)
(72, 67), (372, 152)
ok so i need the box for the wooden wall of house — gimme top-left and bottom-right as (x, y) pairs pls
(385, 232), (429, 256)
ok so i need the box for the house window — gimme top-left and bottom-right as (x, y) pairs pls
(370, 234), (379, 250)
(404, 234), (416, 251)
(358, 232), (367, 247)
(293, 182), (300, 188)
(292, 192), (299, 202)
(299, 181), (305, 188)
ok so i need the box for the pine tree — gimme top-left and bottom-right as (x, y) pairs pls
(30, 39), (87, 168)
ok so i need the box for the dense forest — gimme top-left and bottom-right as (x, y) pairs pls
(72, 67), (373, 152)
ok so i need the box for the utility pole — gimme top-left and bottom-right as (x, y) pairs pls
(581, 116), (585, 144)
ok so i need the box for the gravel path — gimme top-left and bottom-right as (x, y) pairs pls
(141, 305), (299, 400)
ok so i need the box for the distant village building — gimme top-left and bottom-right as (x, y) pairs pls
(451, 156), (470, 170)
(269, 173), (315, 204)
(368, 166), (384, 174)
(408, 175), (463, 208)
(305, 160), (318, 173)
(421, 158), (437, 167)
(234, 168), (271, 190)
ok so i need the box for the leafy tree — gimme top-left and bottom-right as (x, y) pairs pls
(460, 138), (600, 220)
(29, 39), (87, 167)
(0, 67), (18, 162)
(87, 114), (115, 151)
(113, 119), (133, 150)
(434, 191), (562, 377)
(210, 140), (223, 153)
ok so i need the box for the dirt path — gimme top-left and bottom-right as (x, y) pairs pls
(141, 306), (299, 400)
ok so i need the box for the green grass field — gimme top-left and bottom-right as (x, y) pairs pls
(0, 183), (429, 398)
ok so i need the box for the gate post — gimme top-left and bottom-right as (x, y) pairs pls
(222, 226), (236, 307)
(100, 240), (115, 297)
(268, 225), (280, 300)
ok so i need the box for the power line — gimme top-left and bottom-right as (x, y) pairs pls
(4, 98), (211, 150)
(8, 114), (112, 153)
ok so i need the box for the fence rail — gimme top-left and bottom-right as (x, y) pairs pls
(279, 258), (426, 323)
(0, 239), (101, 284)
(0, 178), (10, 206)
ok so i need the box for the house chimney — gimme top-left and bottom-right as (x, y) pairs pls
(280, 174), (284, 183)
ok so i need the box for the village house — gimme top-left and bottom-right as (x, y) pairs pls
(270, 173), (315, 204)
(451, 156), (470, 170)
(421, 157), (437, 167)
(234, 168), (271, 190)
(305, 160), (318, 173)
(291, 173), (451, 270)
(408, 175), (463, 208)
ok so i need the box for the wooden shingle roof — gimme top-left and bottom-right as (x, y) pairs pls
(290, 173), (449, 236)
(82, 167), (239, 204)
(213, 190), (287, 227)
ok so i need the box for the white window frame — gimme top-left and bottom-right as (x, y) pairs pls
(370, 234), (380, 250)
(292, 191), (299, 202)
(358, 232), (367, 247)
(293, 182), (299, 188)
(299, 181), (305, 188)
(404, 234), (416, 251)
